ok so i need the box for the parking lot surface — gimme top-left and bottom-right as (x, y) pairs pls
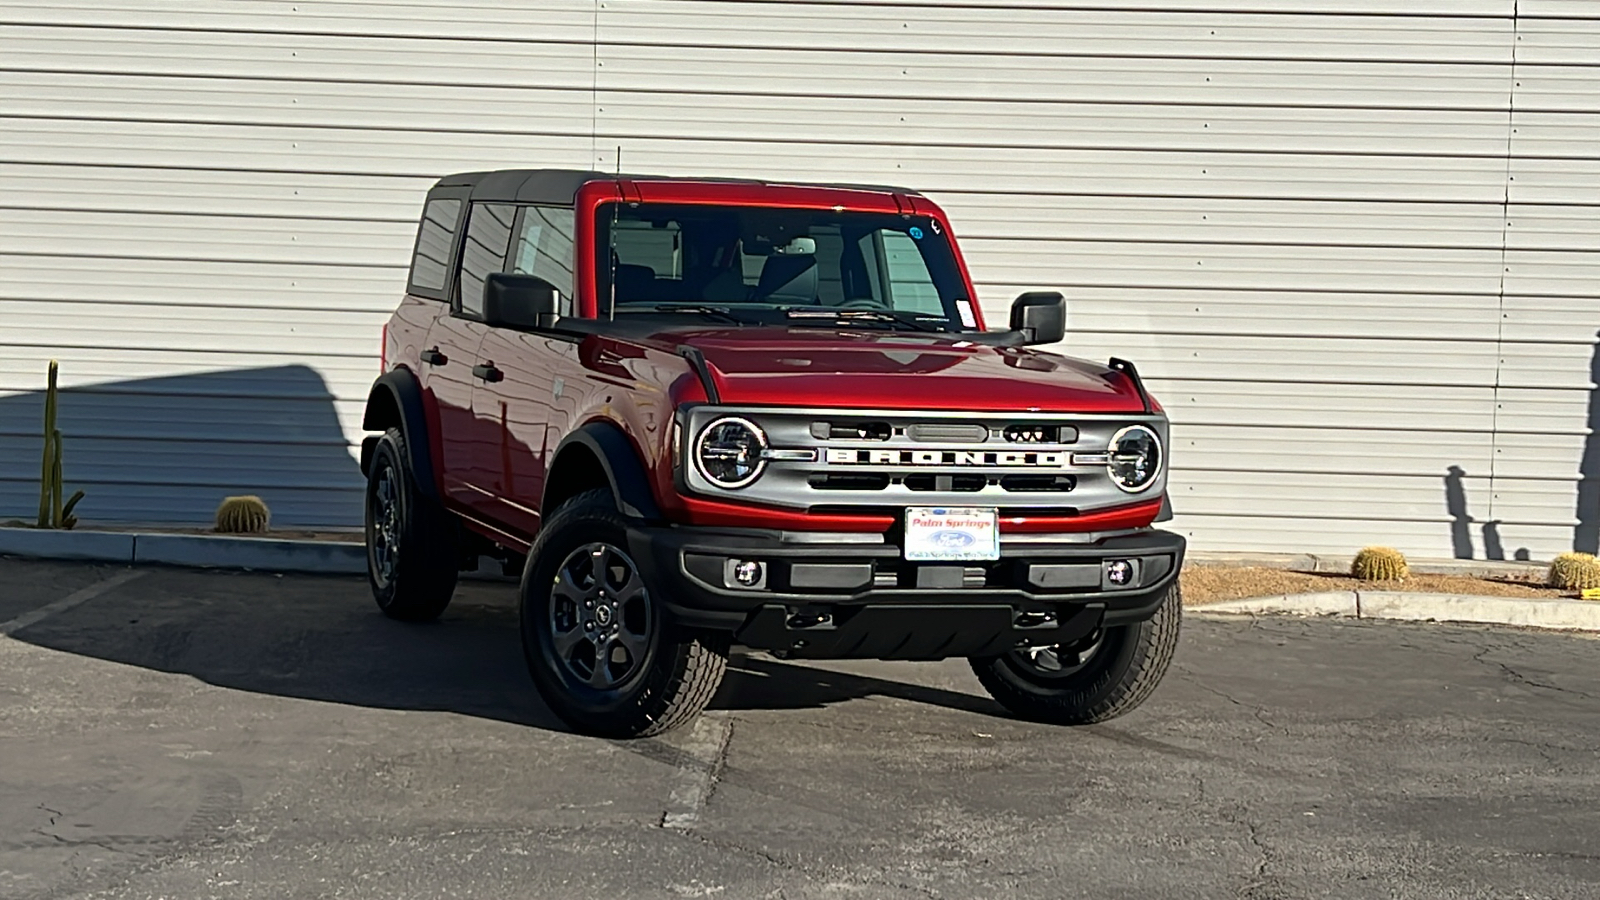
(0, 556), (1596, 899)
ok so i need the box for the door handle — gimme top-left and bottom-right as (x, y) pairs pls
(472, 362), (504, 384)
(420, 347), (448, 366)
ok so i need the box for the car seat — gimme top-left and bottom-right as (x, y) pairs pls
(754, 254), (819, 305)
(613, 263), (657, 304)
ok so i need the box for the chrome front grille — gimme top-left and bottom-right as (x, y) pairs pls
(681, 406), (1167, 513)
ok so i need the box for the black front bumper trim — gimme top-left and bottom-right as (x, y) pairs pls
(629, 523), (1186, 652)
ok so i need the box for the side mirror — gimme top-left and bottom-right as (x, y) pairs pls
(483, 273), (560, 331)
(1009, 291), (1066, 345)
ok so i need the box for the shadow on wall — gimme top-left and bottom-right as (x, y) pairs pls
(1444, 465), (1529, 562)
(1446, 334), (1598, 560)
(0, 365), (363, 528)
(1576, 334), (1600, 555)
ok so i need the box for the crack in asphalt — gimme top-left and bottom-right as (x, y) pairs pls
(1213, 804), (1276, 900)
(1175, 668), (1280, 729)
(1474, 648), (1595, 699)
(667, 826), (941, 900)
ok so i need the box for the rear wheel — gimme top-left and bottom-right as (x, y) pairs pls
(970, 582), (1181, 725)
(365, 427), (459, 622)
(520, 489), (727, 738)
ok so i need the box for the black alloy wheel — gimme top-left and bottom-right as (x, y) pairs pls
(547, 542), (655, 690)
(364, 427), (459, 622)
(970, 582), (1182, 725)
(521, 489), (728, 738)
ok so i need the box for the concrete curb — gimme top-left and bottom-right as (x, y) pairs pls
(1195, 590), (1600, 632)
(1185, 550), (1545, 579)
(0, 527), (365, 575)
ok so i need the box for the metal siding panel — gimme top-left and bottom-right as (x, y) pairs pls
(0, 163), (429, 222)
(0, 2), (598, 39)
(0, 2), (1587, 559)
(599, 4), (1516, 61)
(0, 25), (596, 86)
(595, 49), (1514, 108)
(592, 93), (1517, 156)
(0, 209), (413, 267)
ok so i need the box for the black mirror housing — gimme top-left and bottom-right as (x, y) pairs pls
(1009, 291), (1066, 345)
(483, 273), (560, 331)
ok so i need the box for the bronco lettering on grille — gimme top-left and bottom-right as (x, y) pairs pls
(824, 448), (1069, 467)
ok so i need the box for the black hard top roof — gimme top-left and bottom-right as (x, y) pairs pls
(432, 169), (923, 206)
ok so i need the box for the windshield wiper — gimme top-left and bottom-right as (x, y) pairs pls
(644, 305), (748, 325)
(784, 308), (949, 333)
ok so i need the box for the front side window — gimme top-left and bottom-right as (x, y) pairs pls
(408, 197), (462, 299)
(456, 203), (515, 318)
(512, 206), (577, 316)
(595, 204), (973, 331)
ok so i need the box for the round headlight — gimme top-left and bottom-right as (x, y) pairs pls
(1107, 425), (1162, 493)
(695, 417), (768, 489)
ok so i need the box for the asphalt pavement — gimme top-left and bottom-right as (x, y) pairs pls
(0, 556), (1596, 899)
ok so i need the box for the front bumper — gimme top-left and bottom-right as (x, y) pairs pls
(628, 524), (1186, 660)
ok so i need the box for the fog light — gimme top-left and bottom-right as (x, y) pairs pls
(1106, 559), (1134, 586)
(733, 560), (765, 587)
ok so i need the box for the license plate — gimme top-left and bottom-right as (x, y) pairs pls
(904, 507), (999, 562)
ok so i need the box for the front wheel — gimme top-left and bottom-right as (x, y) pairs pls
(520, 489), (728, 738)
(970, 582), (1182, 725)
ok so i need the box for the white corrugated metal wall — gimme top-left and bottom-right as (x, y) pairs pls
(0, 1), (1595, 560)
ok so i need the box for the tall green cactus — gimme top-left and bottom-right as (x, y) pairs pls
(35, 361), (84, 530)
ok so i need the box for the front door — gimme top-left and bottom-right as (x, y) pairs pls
(473, 329), (576, 539)
(468, 205), (581, 539)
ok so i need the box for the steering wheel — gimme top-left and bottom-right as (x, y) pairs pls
(836, 298), (890, 311)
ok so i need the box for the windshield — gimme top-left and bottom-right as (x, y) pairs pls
(595, 203), (976, 330)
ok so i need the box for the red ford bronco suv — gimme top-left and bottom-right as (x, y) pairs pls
(361, 169), (1184, 737)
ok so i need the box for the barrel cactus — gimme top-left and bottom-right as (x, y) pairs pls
(1352, 546), (1409, 581)
(215, 495), (271, 534)
(1547, 552), (1600, 591)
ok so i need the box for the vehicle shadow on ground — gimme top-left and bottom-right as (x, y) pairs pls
(716, 654), (1003, 718)
(6, 563), (1004, 736)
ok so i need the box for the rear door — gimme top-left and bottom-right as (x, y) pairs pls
(405, 192), (473, 502)
(425, 200), (512, 514)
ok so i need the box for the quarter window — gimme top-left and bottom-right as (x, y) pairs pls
(408, 197), (462, 299)
(457, 203), (515, 318)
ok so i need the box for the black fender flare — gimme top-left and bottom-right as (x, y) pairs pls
(546, 422), (664, 522)
(361, 369), (440, 501)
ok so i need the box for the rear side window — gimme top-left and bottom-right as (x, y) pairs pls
(457, 203), (515, 318)
(407, 198), (462, 299)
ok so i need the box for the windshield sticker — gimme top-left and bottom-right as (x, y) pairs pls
(908, 226), (924, 240)
(956, 299), (978, 328)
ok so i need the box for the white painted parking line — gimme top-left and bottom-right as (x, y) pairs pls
(0, 569), (147, 637)
(661, 714), (733, 830)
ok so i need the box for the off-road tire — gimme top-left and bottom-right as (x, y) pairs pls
(970, 582), (1182, 725)
(365, 427), (459, 622)
(520, 489), (728, 738)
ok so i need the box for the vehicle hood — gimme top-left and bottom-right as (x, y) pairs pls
(637, 327), (1150, 413)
